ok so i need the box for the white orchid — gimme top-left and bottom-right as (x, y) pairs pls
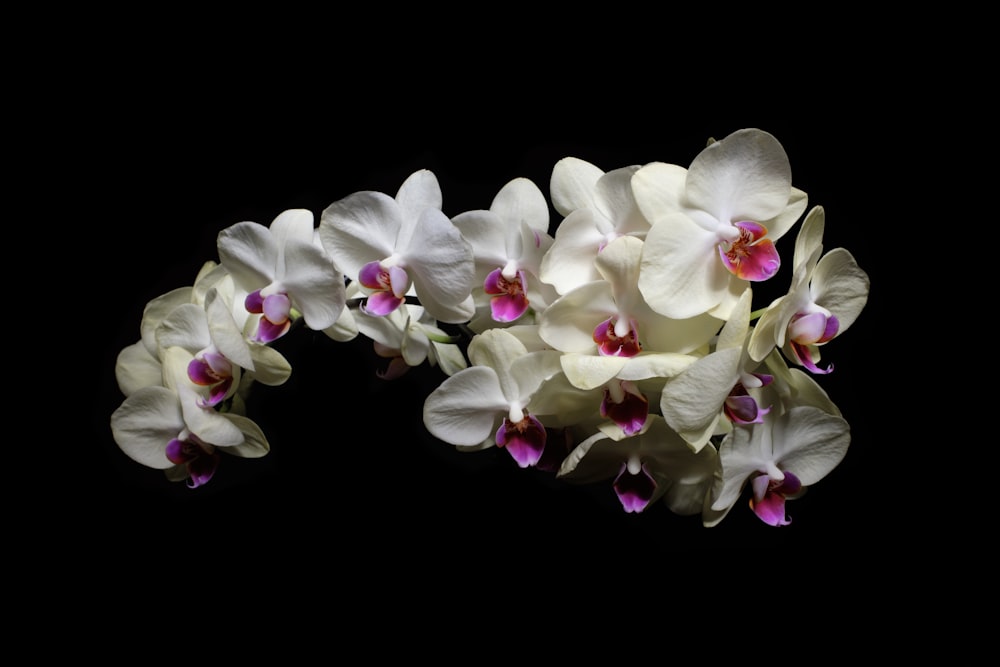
(319, 169), (475, 324)
(539, 158), (651, 295)
(633, 128), (808, 320)
(451, 176), (558, 331)
(747, 205), (870, 373)
(559, 416), (719, 515)
(422, 328), (565, 468)
(217, 208), (347, 342)
(708, 405), (850, 527)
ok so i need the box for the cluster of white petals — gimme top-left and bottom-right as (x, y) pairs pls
(111, 128), (869, 527)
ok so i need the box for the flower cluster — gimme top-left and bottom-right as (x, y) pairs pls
(111, 128), (869, 528)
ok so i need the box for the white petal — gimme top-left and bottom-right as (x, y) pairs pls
(452, 210), (508, 266)
(402, 208), (475, 315)
(110, 386), (184, 469)
(538, 281), (615, 353)
(639, 212), (726, 319)
(217, 221), (279, 291)
(115, 341), (163, 397)
(422, 366), (508, 446)
(140, 287), (192, 356)
(205, 288), (254, 370)
(772, 406), (850, 485)
(269, 209), (315, 250)
(660, 347), (741, 450)
(595, 166), (648, 235)
(560, 353), (628, 390)
(395, 169), (443, 220)
(632, 161), (688, 223)
(156, 303), (209, 353)
(538, 208), (606, 294)
(219, 413), (271, 458)
(247, 343), (292, 386)
(490, 177), (549, 234)
(550, 157), (604, 216)
(812, 248), (869, 334)
(685, 128), (792, 223)
(711, 426), (766, 511)
(616, 352), (698, 382)
(319, 191), (401, 279)
(281, 238), (347, 331)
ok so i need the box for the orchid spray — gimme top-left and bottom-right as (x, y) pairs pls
(111, 128), (869, 528)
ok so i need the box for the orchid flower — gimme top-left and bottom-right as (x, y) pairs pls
(633, 128), (808, 320)
(559, 416), (719, 515)
(539, 158), (651, 295)
(708, 405), (850, 526)
(659, 288), (773, 452)
(318, 169), (475, 324)
(217, 208), (347, 343)
(539, 235), (714, 435)
(451, 176), (559, 330)
(115, 261), (227, 397)
(110, 346), (270, 487)
(747, 205), (870, 373)
(422, 327), (565, 468)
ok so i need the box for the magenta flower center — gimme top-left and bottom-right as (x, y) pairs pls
(593, 317), (642, 357)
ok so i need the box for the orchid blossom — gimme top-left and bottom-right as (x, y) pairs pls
(659, 288), (773, 452)
(559, 416), (719, 516)
(217, 209), (347, 343)
(708, 405), (850, 527)
(422, 328), (565, 468)
(633, 128), (808, 320)
(539, 235), (713, 435)
(318, 169), (475, 324)
(539, 158), (651, 296)
(451, 176), (558, 330)
(747, 205), (870, 373)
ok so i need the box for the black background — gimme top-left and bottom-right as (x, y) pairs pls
(41, 36), (917, 596)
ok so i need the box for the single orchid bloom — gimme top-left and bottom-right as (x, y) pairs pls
(540, 235), (714, 435)
(115, 261), (229, 397)
(422, 328), (565, 468)
(660, 288), (774, 452)
(539, 235), (721, 357)
(539, 158), (651, 296)
(709, 405), (850, 527)
(217, 208), (347, 343)
(318, 169), (476, 324)
(633, 128), (808, 320)
(451, 176), (559, 329)
(747, 205), (870, 373)
(110, 346), (270, 487)
(559, 416), (719, 516)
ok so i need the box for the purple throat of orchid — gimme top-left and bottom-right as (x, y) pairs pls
(359, 261), (408, 316)
(496, 414), (547, 469)
(614, 461), (656, 513)
(719, 221), (780, 281)
(593, 317), (642, 357)
(484, 268), (530, 322)
(166, 437), (220, 489)
(245, 289), (292, 342)
(749, 470), (802, 527)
